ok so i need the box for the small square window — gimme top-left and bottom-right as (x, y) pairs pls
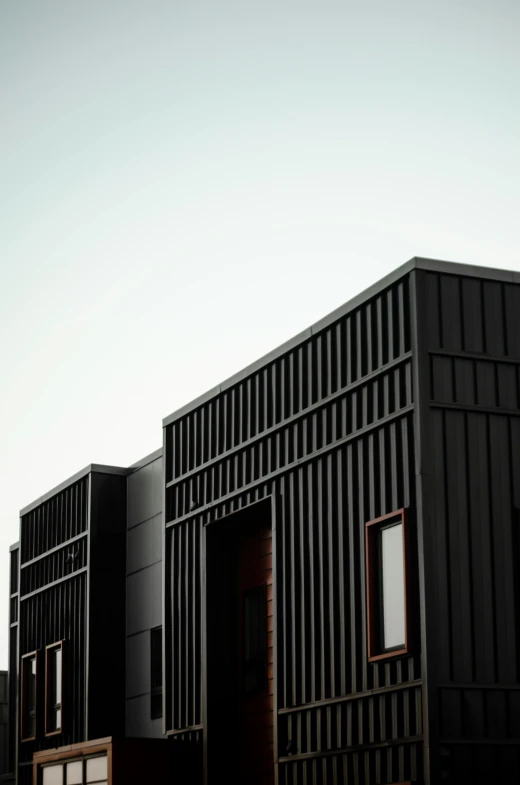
(365, 509), (409, 661)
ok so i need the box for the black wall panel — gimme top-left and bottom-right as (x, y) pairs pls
(417, 269), (520, 783)
(16, 470), (127, 784)
(18, 476), (89, 776)
(87, 472), (127, 741)
(18, 574), (87, 763)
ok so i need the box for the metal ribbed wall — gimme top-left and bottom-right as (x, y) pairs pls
(416, 269), (520, 783)
(164, 276), (423, 783)
(167, 520), (202, 734)
(7, 546), (19, 781)
(18, 476), (90, 782)
(20, 479), (88, 563)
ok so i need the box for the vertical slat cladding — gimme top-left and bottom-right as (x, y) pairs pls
(423, 270), (520, 779)
(17, 477), (91, 781)
(167, 521), (202, 731)
(167, 357), (415, 525)
(164, 278), (419, 778)
(18, 573), (86, 765)
(20, 478), (89, 565)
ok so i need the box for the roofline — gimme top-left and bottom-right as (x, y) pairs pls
(20, 464), (129, 518)
(162, 256), (520, 428)
(128, 447), (162, 472)
(9, 541), (19, 552)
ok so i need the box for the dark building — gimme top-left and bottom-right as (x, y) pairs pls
(1, 671), (8, 782)
(4, 257), (520, 785)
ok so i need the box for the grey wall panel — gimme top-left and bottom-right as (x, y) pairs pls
(126, 514), (162, 575)
(127, 457), (162, 529)
(125, 455), (163, 740)
(126, 694), (163, 739)
(126, 562), (162, 637)
(126, 632), (151, 698)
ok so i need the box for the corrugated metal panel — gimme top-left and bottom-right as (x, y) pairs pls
(164, 277), (423, 782)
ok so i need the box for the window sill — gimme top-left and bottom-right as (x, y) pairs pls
(368, 644), (409, 663)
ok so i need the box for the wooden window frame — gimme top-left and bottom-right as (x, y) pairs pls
(33, 739), (112, 785)
(365, 508), (409, 662)
(45, 640), (64, 737)
(21, 650), (38, 742)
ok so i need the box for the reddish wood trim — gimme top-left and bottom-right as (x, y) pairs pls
(44, 640), (64, 736)
(107, 745), (113, 785)
(366, 508), (410, 662)
(33, 737), (112, 760)
(33, 741), (112, 785)
(20, 650), (38, 742)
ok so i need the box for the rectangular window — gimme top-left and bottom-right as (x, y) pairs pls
(45, 642), (63, 735)
(21, 651), (38, 740)
(366, 509), (409, 661)
(41, 755), (107, 785)
(243, 585), (267, 693)
(150, 626), (163, 720)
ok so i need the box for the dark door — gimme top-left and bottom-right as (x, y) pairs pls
(237, 523), (274, 785)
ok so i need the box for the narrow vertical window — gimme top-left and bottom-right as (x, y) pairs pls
(243, 585), (267, 693)
(21, 651), (37, 740)
(45, 642), (63, 735)
(366, 509), (409, 661)
(150, 626), (163, 719)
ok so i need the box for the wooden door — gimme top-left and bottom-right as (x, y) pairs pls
(237, 523), (274, 785)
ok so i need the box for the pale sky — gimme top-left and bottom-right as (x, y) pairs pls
(1, 0), (519, 667)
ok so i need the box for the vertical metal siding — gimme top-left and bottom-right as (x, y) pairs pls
(164, 277), (423, 782)
(8, 546), (19, 778)
(17, 477), (89, 778)
(417, 270), (520, 783)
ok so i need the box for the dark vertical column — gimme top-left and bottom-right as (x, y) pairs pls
(409, 268), (437, 785)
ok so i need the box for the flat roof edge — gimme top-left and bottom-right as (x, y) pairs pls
(9, 541), (20, 552)
(414, 256), (517, 282)
(162, 258), (417, 428)
(20, 463), (129, 517)
(128, 447), (163, 471)
(162, 256), (520, 428)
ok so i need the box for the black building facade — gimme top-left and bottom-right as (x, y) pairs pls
(1, 670), (8, 782)
(4, 257), (520, 785)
